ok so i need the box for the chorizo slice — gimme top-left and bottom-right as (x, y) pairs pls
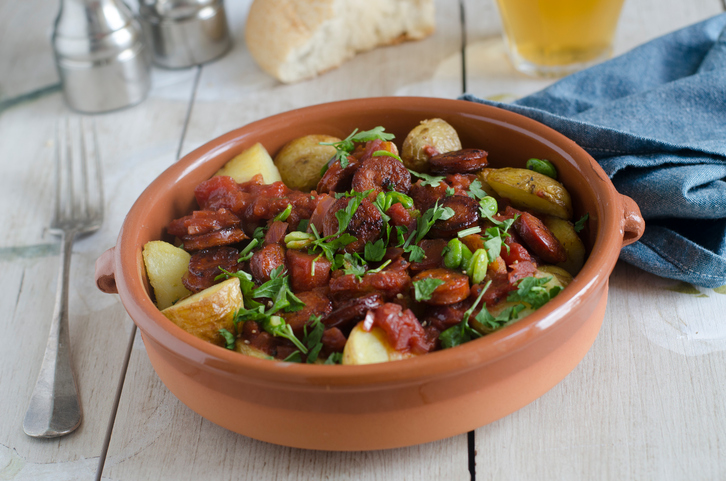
(412, 268), (470, 306)
(168, 208), (240, 237)
(409, 179), (449, 212)
(429, 148), (488, 174)
(409, 239), (447, 273)
(428, 195), (480, 238)
(329, 269), (411, 301)
(514, 211), (567, 264)
(281, 290), (333, 336)
(322, 293), (384, 331)
(182, 246), (240, 293)
(351, 155), (411, 196)
(249, 243), (286, 284)
(286, 249), (332, 292)
(322, 197), (383, 253)
(180, 226), (248, 251)
(317, 157), (360, 194)
(321, 328), (347, 357)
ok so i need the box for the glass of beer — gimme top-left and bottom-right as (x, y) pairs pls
(494, 0), (626, 77)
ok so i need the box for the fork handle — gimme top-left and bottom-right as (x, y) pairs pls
(23, 230), (82, 438)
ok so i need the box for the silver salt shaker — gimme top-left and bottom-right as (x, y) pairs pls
(52, 0), (151, 113)
(139, 0), (231, 69)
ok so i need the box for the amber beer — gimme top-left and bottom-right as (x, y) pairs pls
(495, 0), (626, 76)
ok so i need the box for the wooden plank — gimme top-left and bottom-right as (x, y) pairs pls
(102, 0), (471, 479)
(473, 263), (726, 481)
(0, 67), (197, 479)
(0, 0), (59, 103)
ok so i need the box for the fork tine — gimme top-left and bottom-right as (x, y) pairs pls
(64, 117), (74, 222)
(78, 118), (89, 221)
(53, 122), (62, 226)
(91, 120), (104, 223)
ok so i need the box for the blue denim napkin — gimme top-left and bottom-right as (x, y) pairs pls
(461, 13), (726, 288)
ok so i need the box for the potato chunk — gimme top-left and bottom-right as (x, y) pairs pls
(142, 240), (192, 310)
(401, 118), (462, 173)
(273, 134), (340, 191)
(235, 341), (274, 360)
(161, 278), (243, 346)
(487, 167), (573, 219)
(542, 215), (586, 276)
(342, 323), (417, 365)
(214, 142), (282, 184)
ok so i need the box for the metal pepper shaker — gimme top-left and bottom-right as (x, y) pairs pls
(138, 0), (231, 69)
(52, 0), (151, 113)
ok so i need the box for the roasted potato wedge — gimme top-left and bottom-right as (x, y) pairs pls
(214, 142), (282, 184)
(471, 266), (572, 335)
(542, 215), (586, 276)
(161, 277), (243, 345)
(142, 240), (192, 310)
(342, 323), (417, 365)
(235, 340), (274, 360)
(401, 118), (462, 173)
(487, 167), (573, 219)
(273, 134), (340, 191)
(474, 168), (501, 200)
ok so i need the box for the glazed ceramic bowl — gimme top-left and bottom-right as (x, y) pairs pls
(95, 97), (644, 451)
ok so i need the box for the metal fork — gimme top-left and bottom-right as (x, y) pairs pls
(23, 118), (104, 438)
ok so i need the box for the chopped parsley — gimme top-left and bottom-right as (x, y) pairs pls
(408, 169), (446, 187)
(574, 213), (589, 233)
(320, 127), (395, 168)
(413, 277), (445, 301)
(507, 275), (563, 309)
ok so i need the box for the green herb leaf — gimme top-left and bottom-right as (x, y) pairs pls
(467, 180), (488, 200)
(320, 127), (395, 167)
(262, 315), (307, 353)
(574, 213), (589, 232)
(283, 351), (303, 363)
(333, 252), (367, 280)
(364, 238), (387, 262)
(237, 238), (259, 262)
(457, 226), (482, 238)
(324, 352), (343, 364)
(475, 304), (526, 332)
(446, 187), (455, 196)
(413, 277), (445, 301)
(303, 315), (326, 364)
(507, 276), (563, 309)
(439, 280), (491, 349)
(405, 244), (426, 263)
(272, 204), (292, 222)
(219, 328), (236, 350)
(408, 169), (446, 187)
(372, 150), (403, 162)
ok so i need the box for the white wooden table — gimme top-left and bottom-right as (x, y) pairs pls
(2, 1), (725, 479)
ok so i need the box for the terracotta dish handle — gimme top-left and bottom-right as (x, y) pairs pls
(619, 194), (645, 247)
(95, 246), (118, 294)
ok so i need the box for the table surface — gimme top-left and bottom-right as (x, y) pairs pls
(2, 1), (725, 480)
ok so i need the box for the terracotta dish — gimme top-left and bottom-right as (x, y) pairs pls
(95, 97), (644, 451)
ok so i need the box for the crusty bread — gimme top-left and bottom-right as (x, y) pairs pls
(245, 0), (435, 83)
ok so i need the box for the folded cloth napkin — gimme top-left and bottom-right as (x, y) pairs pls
(461, 13), (726, 288)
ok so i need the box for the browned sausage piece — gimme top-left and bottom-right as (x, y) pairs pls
(412, 268), (470, 306)
(249, 243), (286, 284)
(329, 269), (411, 301)
(281, 290), (333, 336)
(351, 155), (411, 196)
(409, 239), (448, 273)
(322, 197), (383, 253)
(317, 157), (360, 194)
(286, 249), (332, 292)
(180, 226), (248, 251)
(428, 195), (480, 238)
(168, 208), (240, 237)
(514, 211), (567, 264)
(182, 246), (241, 293)
(429, 149), (488, 174)
(409, 179), (449, 212)
(321, 327), (347, 357)
(322, 293), (384, 331)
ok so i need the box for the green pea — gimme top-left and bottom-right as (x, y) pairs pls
(460, 244), (474, 271)
(468, 249), (489, 285)
(479, 196), (498, 218)
(444, 238), (464, 269)
(526, 158), (558, 179)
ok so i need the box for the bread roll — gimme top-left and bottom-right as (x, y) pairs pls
(245, 0), (436, 83)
